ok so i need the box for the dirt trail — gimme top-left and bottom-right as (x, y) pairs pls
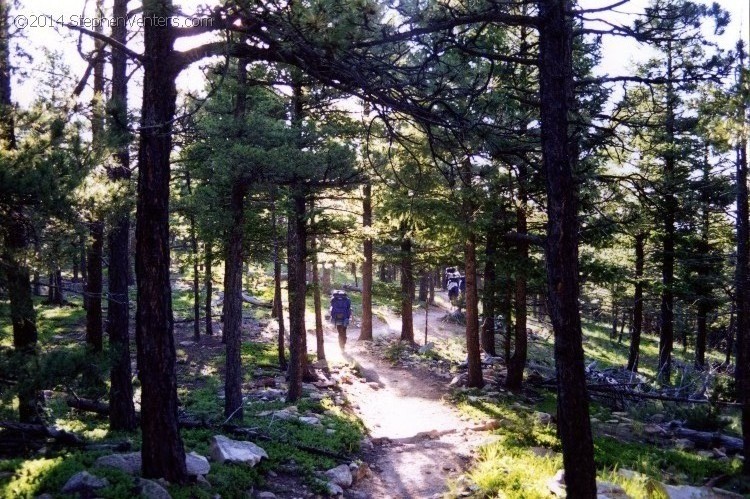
(313, 294), (494, 498)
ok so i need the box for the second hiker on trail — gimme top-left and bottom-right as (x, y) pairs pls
(330, 290), (352, 351)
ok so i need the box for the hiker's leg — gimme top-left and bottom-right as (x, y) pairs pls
(337, 325), (347, 349)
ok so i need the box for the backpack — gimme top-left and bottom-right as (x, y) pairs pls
(330, 292), (351, 320)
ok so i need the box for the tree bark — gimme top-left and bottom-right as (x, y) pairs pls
(461, 159), (483, 388)
(105, 6), (136, 423)
(205, 244), (213, 336)
(85, 221), (104, 352)
(538, 0), (596, 495)
(359, 181), (373, 340)
(658, 42), (677, 384)
(0, 0), (41, 424)
(627, 233), (645, 372)
(481, 214), (498, 356)
(310, 201), (325, 361)
(287, 189), (308, 401)
(223, 184), (246, 421)
(507, 164), (528, 391)
(399, 224), (414, 343)
(418, 272), (428, 302)
(272, 194), (286, 369)
(134, 2), (187, 481)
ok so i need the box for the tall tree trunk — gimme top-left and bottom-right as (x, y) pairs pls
(428, 270), (435, 305)
(481, 216), (498, 356)
(272, 194), (286, 369)
(461, 159), (483, 388)
(507, 164), (528, 391)
(134, 2), (187, 481)
(85, 221), (104, 352)
(287, 189), (308, 401)
(538, 0), (596, 495)
(418, 272), (428, 303)
(310, 202), (325, 361)
(727, 302), (735, 366)
(205, 245), (213, 336)
(503, 274), (513, 362)
(735, 81), (750, 472)
(0, 0), (41, 423)
(659, 42), (676, 385)
(189, 214), (200, 342)
(85, 0), (105, 353)
(399, 225), (414, 343)
(360, 182), (374, 340)
(223, 184), (246, 421)
(627, 233), (645, 372)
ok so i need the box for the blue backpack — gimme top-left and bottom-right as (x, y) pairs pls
(330, 292), (351, 321)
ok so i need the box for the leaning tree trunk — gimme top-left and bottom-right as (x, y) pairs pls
(399, 224), (415, 344)
(223, 184), (246, 421)
(627, 233), (645, 372)
(85, 221), (104, 352)
(360, 182), (374, 340)
(105, 0), (135, 431)
(134, 3), (187, 481)
(538, 0), (596, 495)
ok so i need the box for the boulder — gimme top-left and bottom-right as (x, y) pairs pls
(674, 438), (695, 451)
(186, 451), (210, 476)
(325, 481), (344, 496)
(210, 435), (268, 466)
(256, 492), (277, 499)
(298, 416), (322, 425)
(94, 452), (142, 474)
(94, 451), (210, 477)
(660, 484), (742, 498)
(534, 412), (553, 425)
(547, 470), (566, 497)
(137, 478), (172, 499)
(61, 471), (109, 494)
(596, 481), (629, 498)
(325, 464), (353, 488)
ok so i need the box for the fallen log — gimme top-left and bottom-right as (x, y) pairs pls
(66, 397), (109, 415)
(342, 284), (362, 293)
(672, 427), (743, 454)
(241, 293), (273, 308)
(0, 421), (85, 446)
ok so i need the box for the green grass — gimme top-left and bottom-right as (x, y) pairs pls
(455, 391), (742, 498)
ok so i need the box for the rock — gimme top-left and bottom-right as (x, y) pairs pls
(325, 481), (344, 496)
(299, 416), (322, 425)
(611, 412), (628, 417)
(547, 470), (566, 497)
(597, 481), (629, 498)
(137, 478), (172, 499)
(470, 420), (501, 432)
(324, 464), (353, 488)
(674, 438), (695, 451)
(651, 413), (666, 423)
(659, 483), (742, 498)
(196, 474), (212, 489)
(61, 471), (109, 494)
(449, 374), (467, 387)
(367, 382), (380, 390)
(179, 341), (195, 347)
(530, 447), (558, 458)
(186, 451), (210, 476)
(210, 435), (268, 466)
(590, 418), (601, 424)
(94, 452), (142, 474)
(256, 492), (277, 499)
(534, 412), (553, 425)
(95, 451), (209, 477)
(644, 424), (666, 436)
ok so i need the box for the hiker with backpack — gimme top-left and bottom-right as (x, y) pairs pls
(329, 290), (352, 350)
